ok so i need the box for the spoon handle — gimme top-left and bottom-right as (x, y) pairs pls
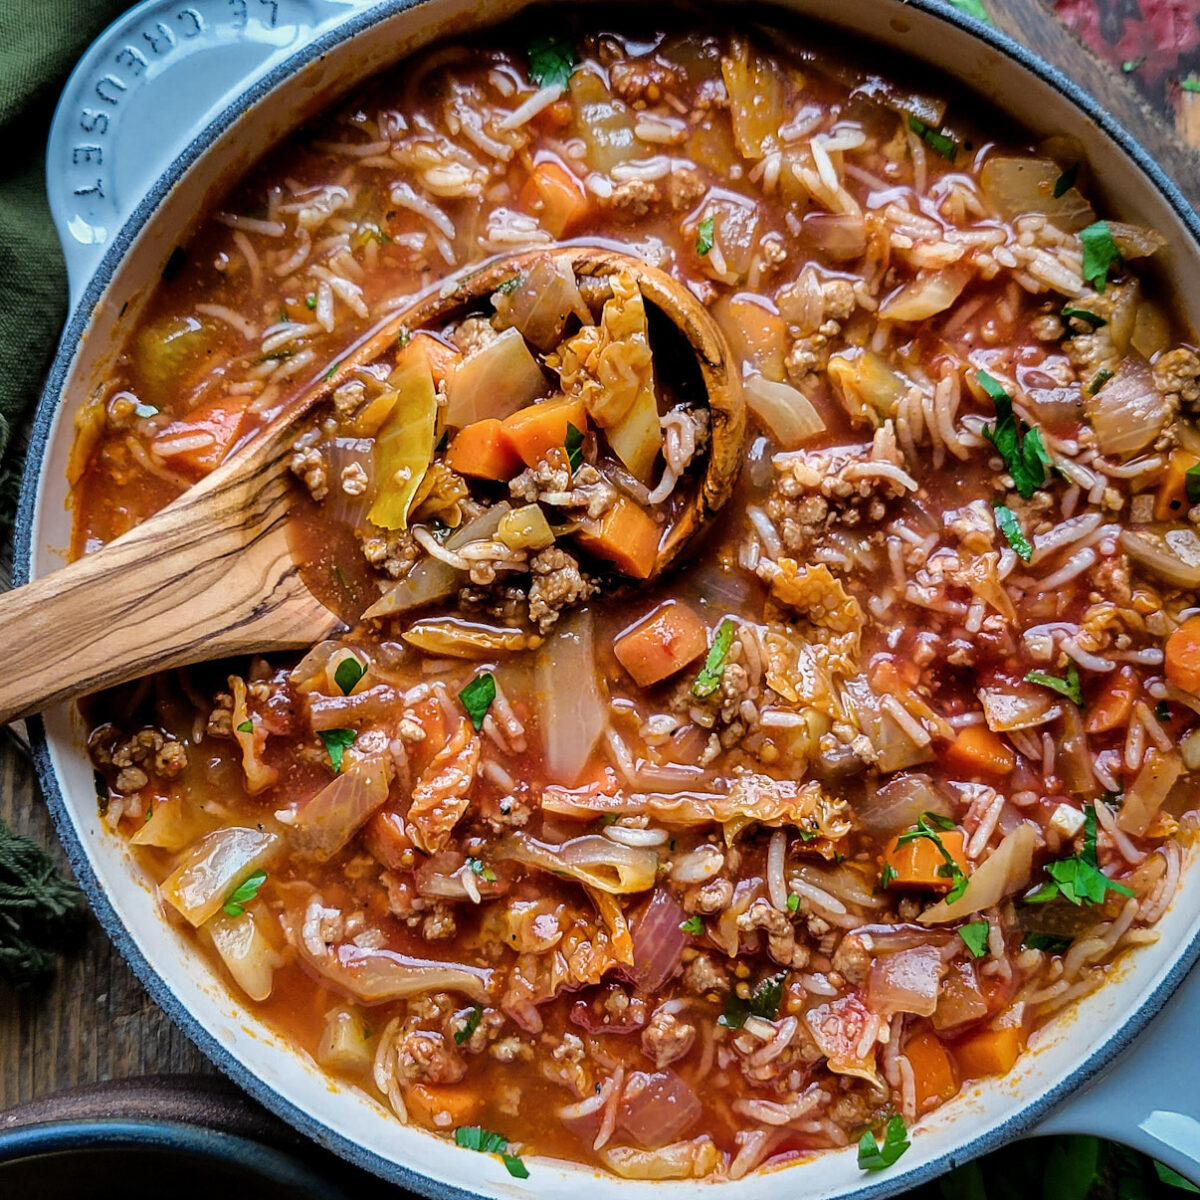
(0, 444), (339, 727)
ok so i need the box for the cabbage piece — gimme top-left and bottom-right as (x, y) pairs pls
(535, 609), (608, 784)
(979, 156), (1095, 231)
(1120, 528), (1200, 590)
(720, 37), (784, 158)
(1107, 221), (1168, 261)
(1118, 749), (1182, 836)
(980, 687), (1061, 732)
(130, 795), (217, 852)
(160, 827), (280, 927)
(827, 350), (907, 427)
(291, 741), (392, 861)
(402, 619), (542, 659)
(919, 824), (1036, 924)
(805, 993), (882, 1085)
(497, 832), (658, 894)
(879, 266), (972, 322)
(494, 254), (592, 351)
(1085, 356), (1166, 458)
(601, 1137), (721, 1181)
(570, 70), (643, 173)
(856, 773), (954, 838)
(206, 908), (285, 1002)
(368, 341), (438, 531)
(443, 326), (547, 428)
(497, 503), (555, 551)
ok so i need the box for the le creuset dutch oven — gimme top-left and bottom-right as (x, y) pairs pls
(15, 0), (1200, 1195)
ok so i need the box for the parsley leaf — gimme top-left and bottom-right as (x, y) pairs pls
(858, 1114), (911, 1172)
(334, 655), (365, 695)
(896, 813), (969, 902)
(695, 215), (715, 256)
(324, 360), (343, 381)
(305, 293), (317, 309)
(493, 274), (523, 295)
(459, 673), (496, 731)
(880, 862), (898, 888)
(318, 728), (356, 773)
(1053, 162), (1079, 199)
(235, 719), (253, 734)
(786, 893), (801, 912)
(718, 972), (785, 1028)
(1186, 463), (1200, 505)
(564, 422), (584, 473)
(528, 33), (577, 90)
(978, 371), (1052, 499)
(466, 856), (497, 883)
(691, 618), (736, 699)
(1061, 305), (1106, 328)
(455, 1006), (482, 1045)
(994, 503), (1033, 562)
(454, 1126), (528, 1178)
(907, 114), (957, 160)
(958, 920), (991, 958)
(1025, 662), (1082, 706)
(1024, 932), (1072, 953)
(1080, 221), (1122, 292)
(222, 869), (267, 918)
(680, 915), (704, 935)
(1026, 806), (1136, 906)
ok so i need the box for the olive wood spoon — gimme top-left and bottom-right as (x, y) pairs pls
(0, 246), (745, 727)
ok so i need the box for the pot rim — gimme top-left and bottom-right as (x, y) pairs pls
(14, 1), (1200, 1196)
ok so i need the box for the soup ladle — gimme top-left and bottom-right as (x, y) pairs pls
(0, 246), (745, 727)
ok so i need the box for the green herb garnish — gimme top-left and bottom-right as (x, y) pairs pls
(527, 32), (578, 89)
(947, 0), (990, 23)
(454, 1126), (528, 1179)
(1080, 221), (1122, 292)
(858, 1114), (911, 1172)
(1053, 162), (1079, 198)
(1122, 56), (1147, 73)
(1185, 463), (1200, 506)
(564, 422), (584, 473)
(978, 371), (1052, 499)
(235, 719), (253, 734)
(324, 360), (343, 381)
(454, 1006), (482, 1045)
(1157, 1163), (1200, 1193)
(1024, 932), (1072, 953)
(1061, 305), (1106, 328)
(680, 915), (704, 935)
(467, 856), (497, 883)
(494, 274), (524, 296)
(1089, 367), (1115, 394)
(305, 293), (316, 309)
(1025, 662), (1082, 706)
(459, 673), (496, 732)
(786, 893), (801, 912)
(718, 972), (785, 1028)
(994, 503), (1033, 563)
(222, 869), (267, 918)
(880, 863), (898, 888)
(1026, 806), (1136, 907)
(318, 728), (356, 773)
(907, 114), (957, 160)
(958, 920), (991, 958)
(695, 215), (715, 256)
(691, 618), (736, 699)
(896, 813), (969, 902)
(334, 655), (365, 695)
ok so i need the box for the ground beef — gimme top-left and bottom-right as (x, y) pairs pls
(362, 529), (419, 578)
(450, 315), (499, 356)
(830, 932), (871, 987)
(510, 460), (617, 519)
(1154, 346), (1200, 412)
(667, 168), (706, 212)
(641, 1007), (696, 1067)
(777, 271), (858, 383)
(207, 692), (233, 737)
(687, 876), (733, 915)
(682, 952), (729, 996)
(340, 461), (368, 495)
(89, 726), (188, 794)
(332, 379), (366, 422)
(289, 445), (328, 501)
(608, 179), (659, 220)
(396, 1028), (466, 1085)
(736, 898), (810, 969)
(527, 547), (596, 632)
(608, 57), (683, 104)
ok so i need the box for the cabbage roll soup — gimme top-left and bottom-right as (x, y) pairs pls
(75, 10), (1200, 1182)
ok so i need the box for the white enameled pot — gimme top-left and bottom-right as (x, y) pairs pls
(18, 0), (1200, 1193)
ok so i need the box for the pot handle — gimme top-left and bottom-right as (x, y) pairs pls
(1030, 959), (1200, 1184)
(46, 0), (357, 311)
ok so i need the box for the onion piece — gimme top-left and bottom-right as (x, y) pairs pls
(600, 1137), (721, 1181)
(866, 943), (941, 1017)
(803, 211), (867, 260)
(317, 1006), (374, 1070)
(879, 265), (971, 322)
(619, 1071), (702, 1149)
(629, 889), (686, 990)
(444, 326), (547, 427)
(206, 909), (284, 1002)
(1107, 221), (1168, 261)
(322, 436), (376, 529)
(1120, 528), (1200, 590)
(307, 685), (402, 730)
(979, 155), (1095, 231)
(535, 609), (608, 785)
(856, 774), (953, 838)
(494, 254), (592, 350)
(932, 960), (988, 1031)
(130, 795), (216, 852)
(160, 827), (280, 927)
(497, 832), (658, 894)
(919, 824), (1036, 924)
(497, 503), (555, 551)
(979, 687), (1061, 732)
(721, 37), (784, 158)
(1118, 748), (1182, 836)
(291, 745), (391, 861)
(1085, 356), (1166, 458)
(402, 619), (542, 659)
(744, 374), (825, 448)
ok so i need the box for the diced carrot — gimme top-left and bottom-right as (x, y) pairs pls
(954, 1022), (1025, 1080)
(574, 496), (661, 580)
(501, 396), (588, 468)
(361, 809), (413, 870)
(405, 1082), (480, 1129)
(883, 829), (969, 892)
(152, 398), (249, 478)
(719, 295), (787, 381)
(944, 725), (1015, 778)
(445, 418), (524, 481)
(1155, 449), (1200, 522)
(1166, 614), (1200, 694)
(1085, 664), (1139, 734)
(614, 601), (709, 687)
(518, 160), (589, 238)
(412, 332), (462, 389)
(904, 1029), (960, 1111)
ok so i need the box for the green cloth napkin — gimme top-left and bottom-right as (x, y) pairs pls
(0, 0), (132, 527)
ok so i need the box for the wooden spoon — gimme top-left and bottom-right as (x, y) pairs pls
(0, 246), (745, 726)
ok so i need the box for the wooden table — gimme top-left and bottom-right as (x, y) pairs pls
(3, 0), (1199, 1121)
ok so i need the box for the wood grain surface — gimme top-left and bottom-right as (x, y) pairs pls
(2, 0), (1197, 1122)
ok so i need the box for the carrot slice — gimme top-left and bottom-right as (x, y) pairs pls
(574, 496), (661, 580)
(944, 725), (1015, 778)
(614, 601), (709, 687)
(904, 1029), (960, 1111)
(1155, 449), (1200, 522)
(1166, 614), (1200, 694)
(501, 396), (588, 468)
(412, 331), (463, 389)
(1085, 664), (1139, 734)
(954, 1023), (1025, 1079)
(882, 829), (969, 892)
(445, 418), (524, 481)
(518, 160), (589, 238)
(405, 1082), (480, 1129)
(152, 398), (249, 478)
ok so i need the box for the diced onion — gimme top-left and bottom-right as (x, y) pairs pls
(495, 254), (592, 350)
(1120, 528), (1200, 590)
(402, 619), (541, 658)
(1085, 356), (1166, 458)
(629, 889), (686, 990)
(291, 748), (391, 860)
(206, 909), (284, 1002)
(600, 1137), (721, 1181)
(879, 266), (971, 322)
(980, 687), (1061, 732)
(979, 155), (1095, 231)
(317, 1005), (374, 1070)
(618, 1070), (702, 1149)
(856, 773), (953, 838)
(535, 609), (608, 785)
(744, 374), (825, 448)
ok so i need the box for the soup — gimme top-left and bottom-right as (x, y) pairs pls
(74, 11), (1200, 1182)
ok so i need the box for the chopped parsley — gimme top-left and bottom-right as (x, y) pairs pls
(305, 293), (316, 309)
(1186, 463), (1200, 505)
(454, 1126), (528, 1178)
(334, 655), (365, 695)
(994, 503), (1033, 563)
(1155, 700), (1171, 722)
(564, 422), (584, 472)
(978, 371), (1052, 499)
(527, 32), (578, 90)
(222, 869), (267, 918)
(1183, 77), (1200, 94)
(858, 1114), (911, 1172)
(879, 863), (898, 888)
(459, 672), (496, 731)
(1052, 162), (1079, 198)
(1026, 806), (1136, 907)
(1025, 662), (1082, 707)
(695, 214), (715, 256)
(691, 618), (736, 699)
(1080, 221), (1122, 292)
(134, 402), (160, 418)
(1024, 931), (1072, 953)
(1122, 56), (1147, 73)
(680, 915), (704, 935)
(896, 812), (969, 902)
(318, 728), (356, 773)
(466, 856), (497, 883)
(958, 920), (991, 958)
(718, 972), (785, 1028)
(786, 893), (801, 913)
(235, 719), (253, 734)
(1061, 305), (1106, 328)
(907, 114), (957, 160)
(454, 1006), (482, 1045)
(1089, 367), (1115, 394)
